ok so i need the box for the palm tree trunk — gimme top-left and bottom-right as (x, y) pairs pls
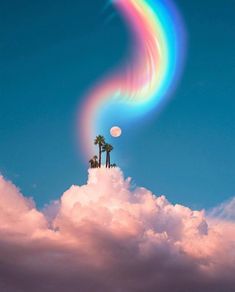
(108, 153), (110, 168)
(99, 145), (101, 168)
(106, 152), (108, 168)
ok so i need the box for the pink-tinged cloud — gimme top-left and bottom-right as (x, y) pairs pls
(0, 170), (235, 292)
(208, 197), (235, 221)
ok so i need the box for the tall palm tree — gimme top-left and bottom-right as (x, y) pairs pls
(94, 135), (105, 168)
(102, 144), (113, 168)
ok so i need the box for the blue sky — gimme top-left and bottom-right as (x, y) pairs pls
(0, 0), (235, 209)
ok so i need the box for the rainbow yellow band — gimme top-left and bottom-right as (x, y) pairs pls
(78, 0), (186, 159)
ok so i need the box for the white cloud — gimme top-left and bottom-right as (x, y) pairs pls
(0, 169), (235, 292)
(208, 197), (235, 221)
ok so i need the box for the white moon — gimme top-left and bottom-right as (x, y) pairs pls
(110, 126), (122, 138)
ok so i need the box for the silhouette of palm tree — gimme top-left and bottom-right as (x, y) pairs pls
(89, 158), (94, 168)
(94, 135), (105, 168)
(102, 144), (113, 168)
(93, 155), (99, 168)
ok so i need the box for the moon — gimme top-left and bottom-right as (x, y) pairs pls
(110, 126), (122, 138)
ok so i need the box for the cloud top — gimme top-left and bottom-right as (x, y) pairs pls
(0, 169), (235, 292)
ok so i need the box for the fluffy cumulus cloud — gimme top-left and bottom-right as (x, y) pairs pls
(0, 170), (235, 292)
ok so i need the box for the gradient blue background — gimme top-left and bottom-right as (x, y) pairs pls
(0, 0), (235, 209)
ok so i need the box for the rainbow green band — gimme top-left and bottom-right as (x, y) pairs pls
(78, 0), (186, 158)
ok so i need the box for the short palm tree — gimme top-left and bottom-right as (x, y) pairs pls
(93, 155), (98, 164)
(102, 143), (113, 168)
(94, 135), (105, 168)
(89, 158), (94, 168)
(93, 155), (98, 168)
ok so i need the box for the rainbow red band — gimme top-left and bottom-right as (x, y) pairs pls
(78, 0), (186, 159)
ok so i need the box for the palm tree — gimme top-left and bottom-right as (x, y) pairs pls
(89, 158), (94, 168)
(89, 155), (99, 168)
(94, 135), (105, 168)
(93, 155), (98, 168)
(102, 143), (113, 168)
(93, 155), (98, 165)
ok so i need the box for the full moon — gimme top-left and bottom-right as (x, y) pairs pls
(110, 126), (122, 138)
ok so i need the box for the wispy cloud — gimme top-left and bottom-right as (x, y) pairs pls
(208, 197), (235, 221)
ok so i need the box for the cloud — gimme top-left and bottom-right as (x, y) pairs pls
(0, 170), (235, 292)
(208, 197), (235, 221)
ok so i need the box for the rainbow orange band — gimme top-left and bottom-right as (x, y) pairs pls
(78, 0), (186, 159)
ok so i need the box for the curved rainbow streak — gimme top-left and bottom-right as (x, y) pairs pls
(78, 0), (186, 159)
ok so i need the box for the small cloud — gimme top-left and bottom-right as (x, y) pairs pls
(208, 197), (235, 221)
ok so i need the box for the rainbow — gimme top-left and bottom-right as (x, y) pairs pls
(78, 0), (185, 159)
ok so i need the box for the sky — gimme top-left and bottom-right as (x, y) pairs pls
(1, 0), (235, 210)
